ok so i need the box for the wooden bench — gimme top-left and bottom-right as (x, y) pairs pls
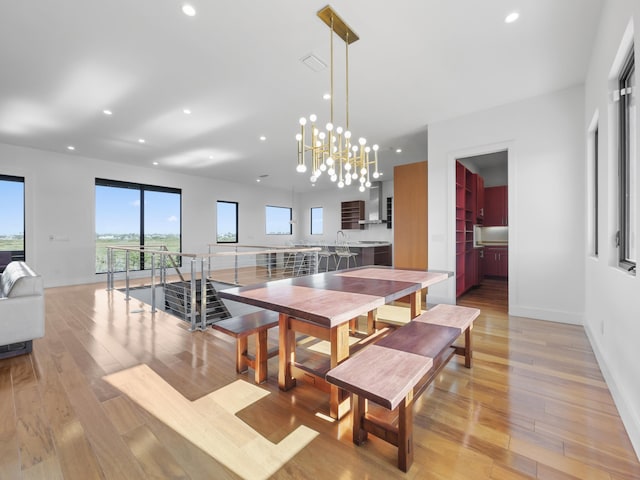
(326, 304), (479, 472)
(211, 310), (279, 384)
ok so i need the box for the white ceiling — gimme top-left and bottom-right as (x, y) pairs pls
(0, 0), (602, 192)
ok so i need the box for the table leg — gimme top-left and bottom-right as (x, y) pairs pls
(410, 290), (422, 318)
(367, 310), (376, 334)
(330, 322), (351, 419)
(278, 313), (296, 390)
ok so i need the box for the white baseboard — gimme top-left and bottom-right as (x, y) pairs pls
(584, 323), (640, 462)
(508, 305), (583, 325)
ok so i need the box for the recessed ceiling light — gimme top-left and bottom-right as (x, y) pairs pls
(138, 138), (145, 144)
(153, 161), (159, 165)
(103, 109), (112, 115)
(183, 108), (191, 115)
(67, 145), (75, 151)
(505, 12), (519, 23)
(256, 178), (261, 182)
(323, 93), (331, 100)
(182, 4), (196, 16)
(209, 155), (214, 159)
(395, 148), (402, 154)
(259, 136), (266, 141)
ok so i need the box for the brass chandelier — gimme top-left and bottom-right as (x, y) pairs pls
(296, 5), (380, 191)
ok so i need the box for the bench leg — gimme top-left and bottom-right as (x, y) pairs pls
(236, 337), (249, 374)
(352, 394), (368, 445)
(398, 398), (414, 473)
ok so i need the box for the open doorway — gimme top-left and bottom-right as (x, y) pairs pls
(455, 150), (508, 306)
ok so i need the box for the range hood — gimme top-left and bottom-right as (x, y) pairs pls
(359, 181), (385, 224)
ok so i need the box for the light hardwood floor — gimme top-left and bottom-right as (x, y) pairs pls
(1, 278), (639, 479)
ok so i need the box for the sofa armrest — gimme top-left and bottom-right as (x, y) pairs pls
(0, 295), (45, 345)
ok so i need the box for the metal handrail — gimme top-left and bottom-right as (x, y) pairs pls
(106, 244), (321, 331)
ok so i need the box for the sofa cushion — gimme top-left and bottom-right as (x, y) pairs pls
(0, 261), (43, 298)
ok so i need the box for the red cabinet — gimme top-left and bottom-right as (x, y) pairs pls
(483, 246), (508, 278)
(484, 186), (508, 226)
(475, 175), (484, 223)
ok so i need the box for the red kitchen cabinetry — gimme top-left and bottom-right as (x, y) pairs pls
(475, 174), (484, 223)
(484, 185), (508, 226)
(483, 246), (508, 278)
(456, 162), (484, 296)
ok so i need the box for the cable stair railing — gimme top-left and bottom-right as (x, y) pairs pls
(106, 244), (320, 332)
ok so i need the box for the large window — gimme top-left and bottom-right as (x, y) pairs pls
(0, 175), (25, 264)
(95, 179), (181, 273)
(311, 207), (323, 235)
(618, 49), (636, 271)
(265, 206), (292, 235)
(217, 201), (238, 243)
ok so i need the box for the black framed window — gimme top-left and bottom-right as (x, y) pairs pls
(0, 175), (25, 267)
(618, 49), (636, 271)
(95, 179), (181, 273)
(265, 206), (292, 235)
(310, 207), (323, 235)
(217, 201), (238, 243)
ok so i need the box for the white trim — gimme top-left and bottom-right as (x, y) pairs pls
(584, 323), (640, 462)
(509, 306), (583, 325)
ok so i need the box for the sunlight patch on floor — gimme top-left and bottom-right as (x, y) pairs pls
(104, 364), (318, 480)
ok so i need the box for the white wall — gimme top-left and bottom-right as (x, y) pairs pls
(0, 142), (295, 287)
(294, 179), (394, 245)
(427, 85), (586, 326)
(583, 0), (640, 459)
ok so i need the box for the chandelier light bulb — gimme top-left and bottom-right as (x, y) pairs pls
(359, 185), (365, 192)
(372, 144), (379, 151)
(345, 177), (352, 185)
(297, 164), (307, 173)
(359, 176), (365, 184)
(358, 137), (366, 146)
(351, 172), (358, 180)
(336, 126), (343, 134)
(295, 133), (302, 141)
(299, 117), (307, 126)
(352, 145), (358, 153)
(360, 167), (367, 175)
(373, 171), (379, 178)
(309, 114), (317, 122)
(338, 181), (345, 188)
(344, 130), (351, 139)
(331, 174), (337, 182)
(365, 146), (371, 153)
(365, 180), (371, 187)
(328, 168), (335, 175)
(314, 169), (321, 177)
(310, 175), (317, 182)
(320, 163), (327, 171)
(345, 162), (352, 171)
(326, 123), (333, 131)
(326, 157), (334, 166)
(318, 132), (326, 140)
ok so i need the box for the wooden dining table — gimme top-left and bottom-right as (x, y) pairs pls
(218, 266), (452, 419)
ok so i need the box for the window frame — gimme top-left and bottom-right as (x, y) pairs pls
(95, 178), (182, 273)
(216, 200), (239, 243)
(0, 174), (26, 264)
(618, 48), (636, 271)
(265, 205), (292, 235)
(310, 206), (323, 235)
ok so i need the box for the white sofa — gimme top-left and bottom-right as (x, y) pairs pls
(0, 261), (45, 358)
